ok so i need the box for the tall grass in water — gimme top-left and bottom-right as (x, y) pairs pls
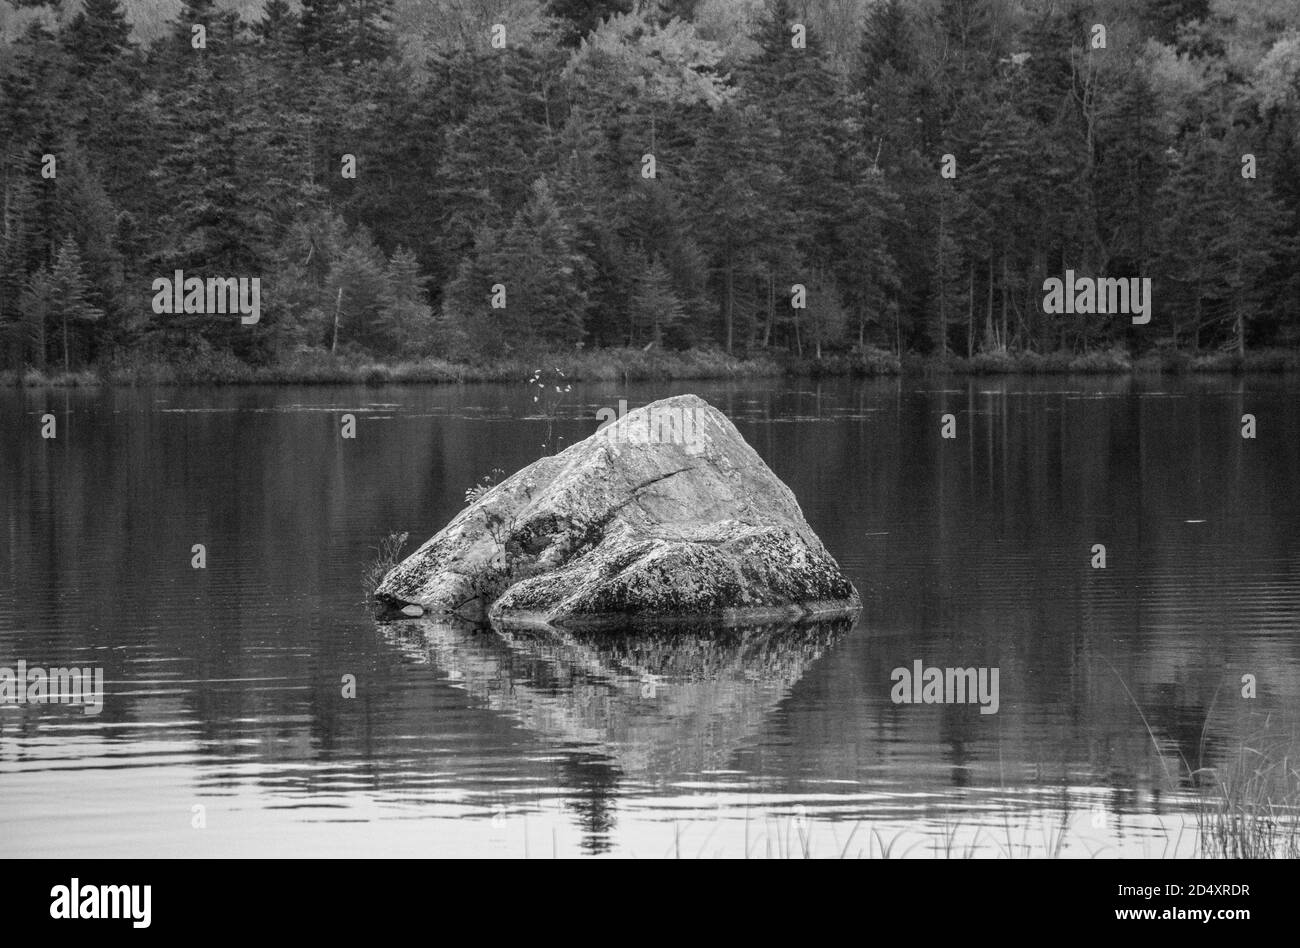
(1195, 729), (1300, 859)
(1105, 658), (1300, 858)
(363, 531), (409, 602)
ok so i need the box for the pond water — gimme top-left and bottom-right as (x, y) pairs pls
(2, 375), (1297, 857)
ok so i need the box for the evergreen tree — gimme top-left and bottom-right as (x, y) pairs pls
(300, 0), (395, 65)
(325, 229), (389, 352)
(435, 46), (562, 287)
(61, 0), (132, 75)
(1156, 129), (1292, 352)
(630, 255), (685, 346)
(496, 177), (590, 348)
(254, 0), (300, 51)
(856, 0), (914, 89)
(299, 0), (348, 61)
(547, 0), (633, 46)
(441, 178), (590, 354)
(440, 225), (506, 358)
(653, 0), (700, 25)
(378, 246), (434, 354)
(344, 0), (396, 63)
(688, 102), (787, 353)
(21, 237), (104, 371)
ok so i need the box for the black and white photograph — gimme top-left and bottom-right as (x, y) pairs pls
(0, 0), (1295, 914)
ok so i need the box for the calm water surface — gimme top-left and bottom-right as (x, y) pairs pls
(2, 375), (1298, 857)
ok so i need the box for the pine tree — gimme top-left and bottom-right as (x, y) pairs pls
(344, 0), (396, 63)
(856, 0), (914, 88)
(965, 96), (1042, 353)
(0, 148), (46, 365)
(556, 10), (723, 346)
(300, 0), (395, 65)
(440, 225), (506, 359)
(18, 268), (52, 372)
(836, 167), (902, 352)
(379, 246), (434, 355)
(344, 64), (449, 288)
(653, 0), (700, 25)
(0, 22), (66, 159)
(801, 267), (849, 359)
(498, 177), (590, 348)
(630, 256), (685, 346)
(547, 0), (634, 46)
(552, 108), (630, 347)
(263, 209), (352, 353)
(22, 237), (104, 372)
(435, 46), (562, 284)
(1156, 129), (1292, 353)
(442, 179), (590, 355)
(299, 0), (347, 62)
(254, 0), (300, 52)
(688, 102), (788, 353)
(742, 0), (850, 326)
(61, 0), (132, 75)
(324, 226), (389, 353)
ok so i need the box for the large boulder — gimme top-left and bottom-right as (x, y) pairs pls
(375, 394), (860, 628)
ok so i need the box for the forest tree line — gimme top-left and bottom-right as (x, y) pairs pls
(2, 0), (1299, 373)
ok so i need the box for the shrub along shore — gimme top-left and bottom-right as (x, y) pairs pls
(4, 345), (1300, 388)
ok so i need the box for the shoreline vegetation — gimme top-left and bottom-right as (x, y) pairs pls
(6, 1), (1300, 391)
(6, 345), (1300, 388)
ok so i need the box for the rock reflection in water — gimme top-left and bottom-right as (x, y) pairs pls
(380, 615), (854, 851)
